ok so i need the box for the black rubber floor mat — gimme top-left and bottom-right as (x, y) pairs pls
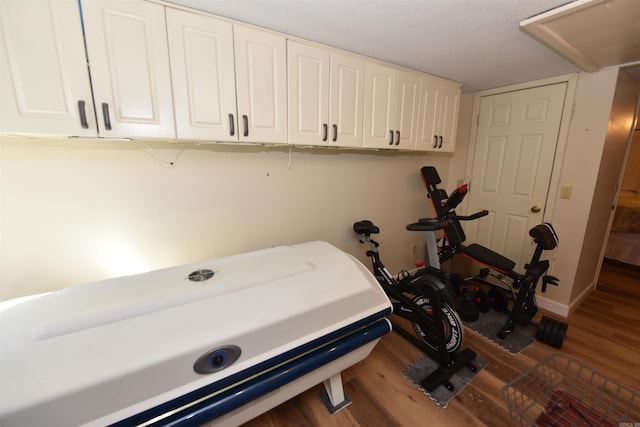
(402, 354), (488, 408)
(464, 309), (536, 354)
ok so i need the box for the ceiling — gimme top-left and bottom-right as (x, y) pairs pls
(165, 0), (640, 93)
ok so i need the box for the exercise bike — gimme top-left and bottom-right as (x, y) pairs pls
(419, 166), (568, 348)
(353, 219), (477, 392)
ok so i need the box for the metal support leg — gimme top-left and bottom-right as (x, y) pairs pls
(319, 372), (352, 414)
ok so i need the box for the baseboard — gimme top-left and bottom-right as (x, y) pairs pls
(536, 295), (569, 318)
(567, 280), (597, 314)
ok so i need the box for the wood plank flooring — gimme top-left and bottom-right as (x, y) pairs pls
(242, 260), (640, 426)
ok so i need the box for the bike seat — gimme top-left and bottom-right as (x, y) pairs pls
(353, 220), (379, 235)
(450, 223), (557, 274)
(406, 219), (444, 232)
(461, 244), (516, 274)
(529, 223), (559, 250)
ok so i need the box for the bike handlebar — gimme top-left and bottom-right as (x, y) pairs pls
(450, 210), (489, 221)
(417, 210), (488, 224)
(409, 210), (489, 232)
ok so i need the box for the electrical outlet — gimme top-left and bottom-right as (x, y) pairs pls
(560, 185), (572, 199)
(410, 243), (417, 255)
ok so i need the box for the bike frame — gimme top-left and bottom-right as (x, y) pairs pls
(355, 225), (476, 392)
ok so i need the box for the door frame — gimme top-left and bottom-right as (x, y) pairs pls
(463, 74), (578, 225)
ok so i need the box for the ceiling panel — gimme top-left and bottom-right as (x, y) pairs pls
(520, 0), (640, 72)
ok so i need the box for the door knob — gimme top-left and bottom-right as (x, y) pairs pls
(531, 205), (541, 213)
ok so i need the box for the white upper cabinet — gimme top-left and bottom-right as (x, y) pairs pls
(167, 10), (287, 143)
(363, 62), (398, 149)
(416, 76), (461, 152)
(395, 71), (421, 150)
(234, 25), (287, 144)
(288, 41), (365, 147)
(1, 0), (459, 151)
(363, 63), (421, 150)
(166, 8), (237, 141)
(0, 0), (96, 136)
(416, 77), (440, 151)
(288, 41), (330, 145)
(437, 82), (461, 152)
(329, 52), (365, 148)
(81, 0), (175, 139)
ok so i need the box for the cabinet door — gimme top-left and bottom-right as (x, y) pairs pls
(167, 8), (237, 141)
(329, 52), (365, 148)
(0, 0), (96, 135)
(363, 62), (397, 148)
(416, 77), (441, 151)
(234, 25), (287, 143)
(395, 71), (421, 150)
(416, 77), (460, 152)
(81, 0), (175, 138)
(287, 41), (330, 145)
(438, 83), (460, 152)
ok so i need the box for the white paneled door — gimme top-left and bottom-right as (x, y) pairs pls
(467, 82), (567, 269)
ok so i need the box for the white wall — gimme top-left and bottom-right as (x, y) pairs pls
(547, 68), (639, 309)
(448, 93), (474, 186)
(5, 70), (635, 309)
(0, 138), (451, 301)
(571, 69), (640, 301)
(536, 69), (617, 309)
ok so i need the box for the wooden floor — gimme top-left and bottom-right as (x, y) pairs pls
(242, 260), (640, 426)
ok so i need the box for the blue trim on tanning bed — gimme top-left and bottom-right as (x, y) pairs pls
(159, 318), (391, 426)
(111, 308), (391, 427)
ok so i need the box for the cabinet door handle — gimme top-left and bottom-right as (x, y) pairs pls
(229, 114), (235, 136)
(389, 130), (394, 145)
(322, 123), (328, 141)
(78, 100), (88, 129)
(438, 135), (443, 148)
(332, 124), (337, 142)
(433, 135), (438, 148)
(395, 130), (400, 145)
(101, 103), (112, 131)
(242, 115), (249, 137)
